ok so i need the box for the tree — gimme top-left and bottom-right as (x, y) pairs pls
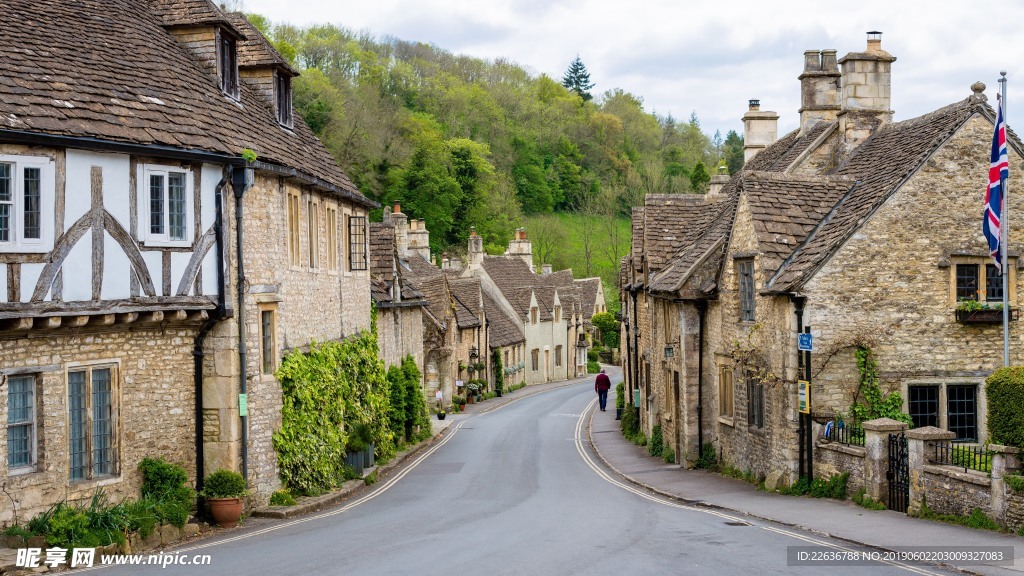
(723, 130), (744, 175)
(561, 56), (595, 101)
(689, 161), (710, 194)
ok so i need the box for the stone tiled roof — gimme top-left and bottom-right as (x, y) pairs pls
(759, 122), (834, 171)
(767, 97), (982, 293)
(482, 291), (524, 348)
(449, 277), (483, 329)
(224, 12), (296, 74)
(576, 278), (601, 317)
(403, 256), (450, 327)
(642, 195), (715, 273)
(369, 223), (396, 283)
(648, 197), (736, 294)
(149, 0), (240, 30)
(481, 256), (537, 300)
(0, 0), (372, 208)
(742, 171), (854, 277)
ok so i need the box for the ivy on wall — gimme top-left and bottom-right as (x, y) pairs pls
(272, 330), (396, 496)
(387, 355), (432, 443)
(849, 346), (911, 425)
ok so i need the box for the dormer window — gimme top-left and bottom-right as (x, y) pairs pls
(276, 72), (293, 127)
(218, 30), (239, 99)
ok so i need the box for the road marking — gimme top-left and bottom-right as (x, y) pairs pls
(573, 399), (944, 576)
(83, 421), (469, 571)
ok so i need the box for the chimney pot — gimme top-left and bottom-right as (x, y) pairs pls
(393, 202), (401, 214)
(866, 30), (882, 52)
(470, 226), (477, 237)
(749, 99), (760, 110)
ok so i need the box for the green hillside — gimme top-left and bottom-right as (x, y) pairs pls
(247, 15), (742, 295)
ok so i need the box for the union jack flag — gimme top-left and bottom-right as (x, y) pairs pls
(985, 94), (1010, 269)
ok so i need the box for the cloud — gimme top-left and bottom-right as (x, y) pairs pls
(243, 0), (1024, 137)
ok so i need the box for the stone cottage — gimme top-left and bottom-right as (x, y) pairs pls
(0, 0), (375, 522)
(623, 32), (1023, 483)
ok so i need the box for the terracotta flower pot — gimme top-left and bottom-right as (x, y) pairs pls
(208, 497), (244, 528)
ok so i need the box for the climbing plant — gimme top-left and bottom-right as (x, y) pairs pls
(273, 330), (396, 496)
(849, 346), (911, 425)
(492, 348), (504, 392)
(387, 355), (431, 444)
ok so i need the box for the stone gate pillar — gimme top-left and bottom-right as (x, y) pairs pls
(861, 418), (908, 506)
(905, 426), (955, 516)
(991, 444), (1022, 524)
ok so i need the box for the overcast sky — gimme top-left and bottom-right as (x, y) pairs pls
(241, 0), (1024, 138)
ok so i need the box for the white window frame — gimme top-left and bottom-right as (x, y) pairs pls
(6, 373), (39, 474)
(0, 154), (55, 253)
(138, 164), (194, 247)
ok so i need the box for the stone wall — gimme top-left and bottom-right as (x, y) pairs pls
(921, 466), (991, 517)
(1005, 490), (1024, 532)
(814, 442), (866, 494)
(0, 326), (199, 525)
(377, 306), (425, 379)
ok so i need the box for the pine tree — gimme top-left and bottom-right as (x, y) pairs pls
(562, 56), (595, 101)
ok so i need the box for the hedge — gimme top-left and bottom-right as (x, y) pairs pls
(987, 366), (1024, 449)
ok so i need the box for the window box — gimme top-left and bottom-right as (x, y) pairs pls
(955, 307), (1018, 324)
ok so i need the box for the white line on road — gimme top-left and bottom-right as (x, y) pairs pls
(573, 399), (943, 576)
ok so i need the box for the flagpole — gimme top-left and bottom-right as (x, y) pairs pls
(1001, 71), (1010, 367)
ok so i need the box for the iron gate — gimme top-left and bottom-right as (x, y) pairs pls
(887, 432), (909, 512)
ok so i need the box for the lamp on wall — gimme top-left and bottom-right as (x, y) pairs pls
(664, 337), (680, 359)
(469, 346), (479, 359)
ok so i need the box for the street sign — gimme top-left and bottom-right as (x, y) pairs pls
(798, 380), (810, 414)
(798, 333), (813, 351)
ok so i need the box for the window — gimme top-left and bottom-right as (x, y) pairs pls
(287, 191), (301, 266)
(746, 370), (764, 429)
(908, 385), (939, 429)
(956, 264), (979, 301)
(531, 349), (539, 372)
(7, 375), (37, 471)
(947, 385), (977, 441)
(348, 215), (367, 271)
(718, 365), (734, 418)
(218, 30), (239, 98)
(326, 207), (338, 271)
(0, 155), (53, 252)
(986, 264), (1004, 301)
(140, 165), (192, 246)
(260, 307), (277, 375)
(737, 259), (755, 322)
(307, 199), (319, 269)
(555, 345), (562, 367)
(952, 260), (1013, 305)
(276, 72), (293, 127)
(531, 307), (538, 325)
(68, 365), (117, 481)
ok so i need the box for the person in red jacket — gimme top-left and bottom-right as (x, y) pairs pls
(595, 369), (611, 411)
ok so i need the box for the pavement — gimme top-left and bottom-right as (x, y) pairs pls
(587, 367), (1024, 576)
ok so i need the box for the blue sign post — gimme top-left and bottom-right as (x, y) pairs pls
(798, 333), (813, 352)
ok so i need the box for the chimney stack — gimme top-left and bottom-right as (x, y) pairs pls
(798, 49), (841, 134)
(407, 218), (431, 262)
(506, 227), (534, 270)
(541, 264), (552, 275)
(467, 226), (484, 269)
(742, 99), (779, 163)
(837, 31), (896, 156)
(706, 165), (730, 201)
(391, 202), (409, 258)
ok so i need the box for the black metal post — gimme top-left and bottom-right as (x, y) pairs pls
(792, 296), (806, 479)
(805, 326), (813, 482)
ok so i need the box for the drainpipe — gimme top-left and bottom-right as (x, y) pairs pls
(792, 295), (807, 479)
(626, 289), (634, 405)
(232, 165), (254, 482)
(696, 299), (707, 455)
(192, 166), (232, 492)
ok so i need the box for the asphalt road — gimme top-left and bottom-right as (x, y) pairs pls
(100, 375), (963, 576)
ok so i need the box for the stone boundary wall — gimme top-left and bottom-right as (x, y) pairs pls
(814, 441), (865, 495)
(921, 465), (991, 517)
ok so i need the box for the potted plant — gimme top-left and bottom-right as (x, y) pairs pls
(437, 408), (447, 420)
(201, 469), (247, 528)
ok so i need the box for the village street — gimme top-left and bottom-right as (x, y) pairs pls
(100, 369), (978, 576)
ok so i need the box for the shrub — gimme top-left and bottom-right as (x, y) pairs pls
(587, 349), (599, 362)
(591, 312), (621, 349)
(621, 406), (640, 440)
(269, 490), (296, 507)
(987, 366), (1024, 449)
(696, 442), (717, 470)
(662, 446), (675, 464)
(138, 457), (194, 527)
(493, 349), (504, 392)
(648, 425), (663, 457)
(852, 488), (886, 510)
(615, 382), (625, 410)
(1005, 474), (1024, 492)
(587, 360), (600, 374)
(201, 470), (247, 499)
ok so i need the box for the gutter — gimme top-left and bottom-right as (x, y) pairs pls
(192, 167), (232, 492)
(0, 129), (243, 166)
